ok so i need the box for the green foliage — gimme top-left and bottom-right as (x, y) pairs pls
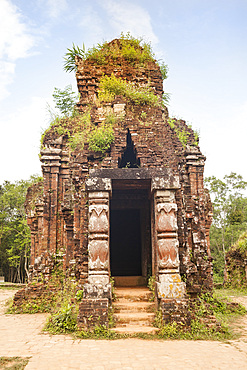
(140, 111), (147, 119)
(156, 319), (231, 340)
(205, 173), (247, 282)
(63, 33), (168, 80)
(68, 131), (86, 150)
(193, 129), (200, 145)
(168, 118), (175, 129)
(77, 325), (119, 340)
(159, 62), (169, 80)
(177, 129), (189, 147)
(225, 231), (247, 288)
(168, 118), (199, 147)
(88, 123), (114, 153)
(110, 276), (116, 302)
(0, 176), (42, 283)
(147, 275), (156, 302)
(42, 100), (115, 155)
(98, 74), (163, 106)
(63, 42), (86, 73)
(156, 291), (245, 340)
(75, 289), (84, 302)
(52, 85), (78, 117)
(168, 118), (189, 148)
(46, 304), (77, 333)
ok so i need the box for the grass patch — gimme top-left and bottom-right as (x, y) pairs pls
(0, 356), (30, 369)
(215, 287), (247, 298)
(0, 285), (21, 290)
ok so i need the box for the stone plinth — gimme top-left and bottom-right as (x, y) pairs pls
(160, 298), (191, 326)
(78, 298), (109, 329)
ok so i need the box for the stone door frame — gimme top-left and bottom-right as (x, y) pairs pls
(85, 168), (185, 300)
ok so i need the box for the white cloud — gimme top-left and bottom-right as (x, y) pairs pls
(100, 0), (158, 44)
(0, 0), (36, 100)
(40, 0), (68, 19)
(0, 0), (35, 60)
(0, 96), (47, 183)
(0, 61), (15, 100)
(78, 5), (105, 46)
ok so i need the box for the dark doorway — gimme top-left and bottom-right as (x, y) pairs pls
(110, 209), (142, 276)
(110, 181), (152, 280)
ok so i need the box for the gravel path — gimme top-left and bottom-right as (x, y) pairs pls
(0, 289), (247, 369)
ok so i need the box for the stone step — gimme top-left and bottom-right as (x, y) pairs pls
(114, 301), (155, 313)
(115, 312), (155, 325)
(114, 287), (152, 302)
(112, 286), (156, 334)
(113, 276), (147, 287)
(111, 325), (159, 334)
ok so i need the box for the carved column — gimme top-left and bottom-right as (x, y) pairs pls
(84, 178), (112, 299)
(152, 176), (185, 299)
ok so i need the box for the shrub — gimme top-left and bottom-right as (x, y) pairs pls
(46, 304), (77, 333)
(88, 124), (114, 153)
(98, 74), (162, 106)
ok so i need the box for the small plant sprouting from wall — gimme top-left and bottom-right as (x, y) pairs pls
(168, 118), (199, 148)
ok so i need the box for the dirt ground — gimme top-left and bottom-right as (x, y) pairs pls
(0, 289), (247, 370)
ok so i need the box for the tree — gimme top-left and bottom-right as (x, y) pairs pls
(0, 176), (42, 282)
(52, 85), (78, 117)
(205, 172), (247, 282)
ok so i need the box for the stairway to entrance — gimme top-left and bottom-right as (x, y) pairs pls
(112, 287), (158, 334)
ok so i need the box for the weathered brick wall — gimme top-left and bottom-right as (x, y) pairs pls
(160, 298), (191, 326)
(77, 298), (109, 329)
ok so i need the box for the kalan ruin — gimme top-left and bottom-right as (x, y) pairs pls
(21, 37), (213, 328)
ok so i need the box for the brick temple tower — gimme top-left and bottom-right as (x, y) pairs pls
(25, 37), (213, 325)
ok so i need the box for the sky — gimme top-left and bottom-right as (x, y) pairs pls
(0, 0), (247, 184)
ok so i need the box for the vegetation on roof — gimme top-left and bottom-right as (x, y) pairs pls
(63, 32), (168, 80)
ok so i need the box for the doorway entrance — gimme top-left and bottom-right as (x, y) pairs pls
(110, 208), (142, 276)
(110, 180), (151, 285)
